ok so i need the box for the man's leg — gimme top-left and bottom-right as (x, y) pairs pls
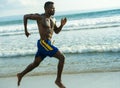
(17, 56), (43, 86)
(53, 51), (66, 88)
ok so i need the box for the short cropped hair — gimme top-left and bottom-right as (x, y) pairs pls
(44, 1), (54, 9)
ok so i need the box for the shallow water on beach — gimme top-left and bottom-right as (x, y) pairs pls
(0, 52), (120, 77)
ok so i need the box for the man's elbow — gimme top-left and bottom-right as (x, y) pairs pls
(55, 31), (59, 34)
(24, 14), (31, 19)
(23, 15), (28, 20)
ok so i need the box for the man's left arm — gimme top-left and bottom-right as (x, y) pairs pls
(54, 18), (67, 34)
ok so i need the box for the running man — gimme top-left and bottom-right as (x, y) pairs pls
(17, 1), (67, 88)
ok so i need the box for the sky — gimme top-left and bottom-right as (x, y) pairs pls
(0, 0), (120, 17)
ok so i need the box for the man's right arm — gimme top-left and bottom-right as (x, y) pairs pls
(23, 13), (41, 37)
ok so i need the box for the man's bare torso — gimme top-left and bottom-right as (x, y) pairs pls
(37, 14), (55, 40)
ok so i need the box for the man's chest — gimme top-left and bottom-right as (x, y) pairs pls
(40, 17), (55, 28)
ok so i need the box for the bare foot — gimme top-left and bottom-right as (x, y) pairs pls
(55, 80), (66, 88)
(17, 73), (22, 86)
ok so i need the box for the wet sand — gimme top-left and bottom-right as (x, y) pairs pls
(0, 72), (120, 88)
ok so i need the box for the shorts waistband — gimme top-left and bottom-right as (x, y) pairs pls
(39, 39), (53, 51)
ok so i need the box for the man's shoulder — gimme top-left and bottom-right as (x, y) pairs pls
(34, 13), (45, 20)
(40, 13), (45, 16)
(51, 16), (56, 23)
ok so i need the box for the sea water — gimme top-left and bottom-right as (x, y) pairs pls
(0, 9), (120, 77)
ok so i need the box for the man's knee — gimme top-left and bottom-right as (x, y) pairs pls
(59, 55), (65, 63)
(54, 51), (65, 63)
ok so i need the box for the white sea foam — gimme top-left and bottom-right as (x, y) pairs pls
(0, 43), (120, 58)
(0, 15), (120, 35)
(60, 44), (120, 54)
(64, 15), (120, 30)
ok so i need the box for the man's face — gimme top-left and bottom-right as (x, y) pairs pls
(46, 4), (55, 15)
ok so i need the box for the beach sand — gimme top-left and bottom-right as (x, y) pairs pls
(0, 72), (120, 88)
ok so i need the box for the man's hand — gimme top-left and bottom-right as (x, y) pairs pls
(25, 31), (31, 37)
(61, 17), (67, 26)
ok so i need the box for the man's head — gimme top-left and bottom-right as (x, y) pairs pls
(44, 1), (55, 15)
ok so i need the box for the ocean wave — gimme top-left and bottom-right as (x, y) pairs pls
(0, 50), (35, 58)
(0, 15), (120, 36)
(64, 15), (120, 30)
(1, 44), (120, 58)
(60, 44), (120, 54)
(0, 20), (22, 26)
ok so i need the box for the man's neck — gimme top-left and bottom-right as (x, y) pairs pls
(45, 13), (52, 18)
